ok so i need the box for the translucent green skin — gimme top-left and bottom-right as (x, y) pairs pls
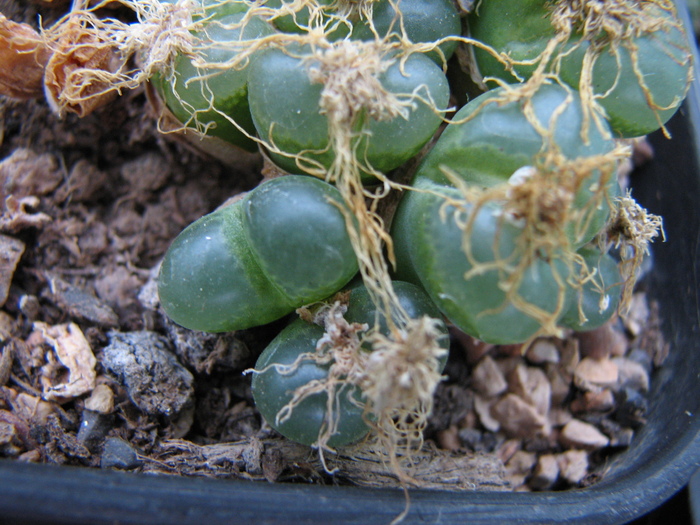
(468, 0), (692, 137)
(392, 182), (570, 344)
(155, 8), (274, 151)
(391, 84), (623, 343)
(247, 45), (450, 175)
(560, 247), (622, 332)
(351, 0), (461, 63)
(251, 281), (449, 447)
(263, 0), (347, 37)
(416, 84), (619, 247)
(158, 175), (358, 332)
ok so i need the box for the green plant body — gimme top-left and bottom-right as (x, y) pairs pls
(392, 184), (571, 344)
(414, 83), (620, 247)
(157, 175), (358, 332)
(350, 0), (461, 63)
(468, 0), (692, 137)
(560, 247), (623, 332)
(391, 83), (624, 343)
(246, 43), (450, 176)
(251, 281), (449, 447)
(154, 3), (274, 151)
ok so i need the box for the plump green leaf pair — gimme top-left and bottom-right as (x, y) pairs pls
(154, 0), (453, 175)
(154, 1), (275, 151)
(266, 0), (461, 63)
(247, 44), (450, 177)
(158, 175), (359, 332)
(468, 0), (692, 137)
(391, 83), (623, 343)
(251, 281), (449, 447)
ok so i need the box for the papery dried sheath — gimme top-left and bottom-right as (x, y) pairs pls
(44, 15), (124, 117)
(0, 14), (50, 99)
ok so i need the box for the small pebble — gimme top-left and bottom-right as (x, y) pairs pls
(526, 339), (560, 365)
(560, 419), (610, 449)
(614, 388), (648, 428)
(548, 407), (574, 427)
(505, 450), (537, 487)
(437, 425), (461, 451)
(570, 389), (615, 414)
(496, 438), (522, 465)
(559, 338), (580, 376)
(545, 363), (573, 407)
(491, 394), (549, 439)
(556, 450), (589, 485)
(612, 357), (650, 392)
(599, 418), (635, 448)
(472, 355), (508, 397)
(474, 395), (500, 433)
(624, 293), (649, 337)
(627, 348), (653, 373)
(457, 427), (483, 451)
(508, 364), (551, 417)
(77, 410), (113, 452)
(574, 357), (619, 391)
(101, 437), (142, 470)
(84, 384), (114, 414)
(529, 454), (560, 491)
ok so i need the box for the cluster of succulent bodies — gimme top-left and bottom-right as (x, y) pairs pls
(85, 0), (689, 464)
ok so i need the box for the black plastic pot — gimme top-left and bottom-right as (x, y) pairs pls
(2, 12), (700, 525)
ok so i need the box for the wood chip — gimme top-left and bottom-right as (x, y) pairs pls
(46, 273), (119, 327)
(491, 394), (549, 439)
(560, 419), (610, 449)
(0, 195), (52, 233)
(472, 355), (508, 397)
(13, 392), (56, 424)
(0, 233), (25, 307)
(102, 331), (194, 419)
(0, 148), (63, 200)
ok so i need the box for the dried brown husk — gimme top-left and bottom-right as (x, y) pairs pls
(0, 14), (51, 100)
(41, 0), (205, 117)
(43, 12), (126, 117)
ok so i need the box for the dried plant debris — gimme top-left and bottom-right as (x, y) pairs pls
(29, 321), (97, 402)
(0, 233), (24, 307)
(0, 14), (50, 100)
(101, 330), (194, 419)
(141, 437), (509, 491)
